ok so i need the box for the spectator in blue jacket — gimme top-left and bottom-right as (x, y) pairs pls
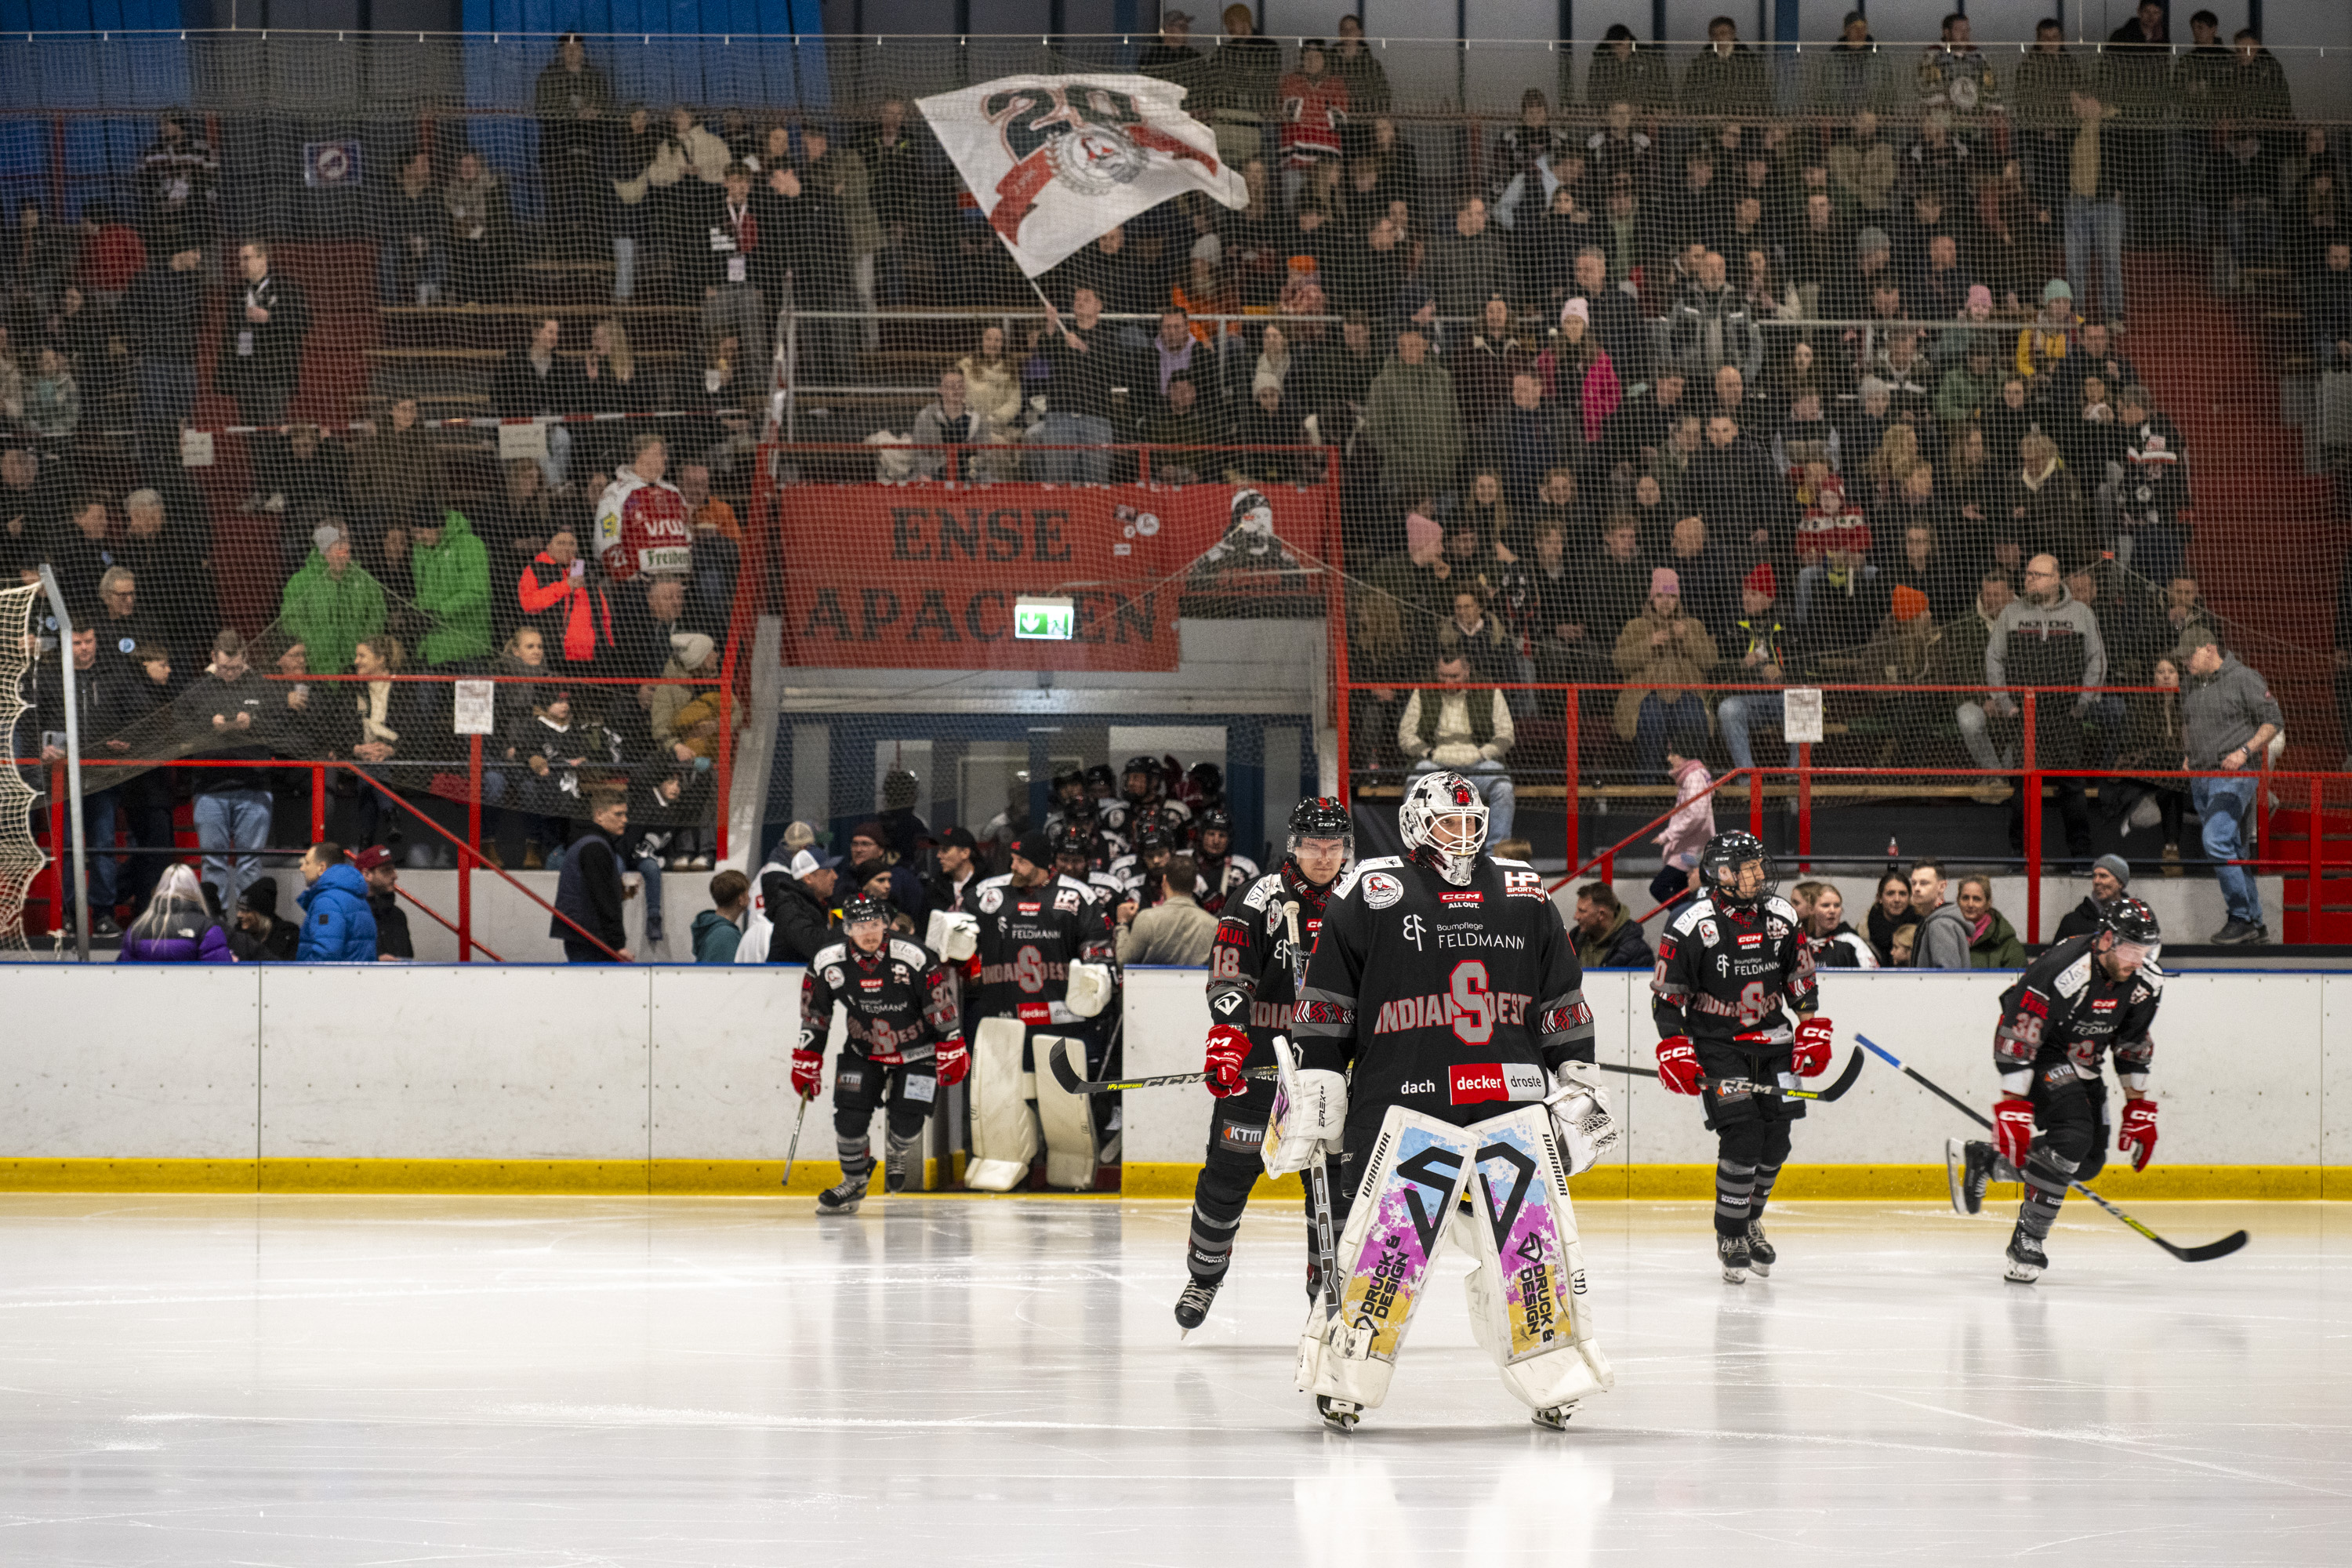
(118, 864), (236, 964)
(296, 841), (379, 961)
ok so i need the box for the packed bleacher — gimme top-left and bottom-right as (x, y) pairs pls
(2, 14), (2348, 942)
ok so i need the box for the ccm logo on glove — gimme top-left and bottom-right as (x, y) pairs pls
(2117, 1098), (2159, 1173)
(1449, 1060), (1546, 1105)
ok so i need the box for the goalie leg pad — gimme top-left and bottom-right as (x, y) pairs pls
(1032, 1031), (1100, 1190)
(964, 1016), (1040, 1192)
(1457, 1105), (1613, 1411)
(1295, 1104), (1478, 1413)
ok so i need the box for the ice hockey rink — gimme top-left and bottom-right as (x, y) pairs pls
(2, 1192), (2343, 1565)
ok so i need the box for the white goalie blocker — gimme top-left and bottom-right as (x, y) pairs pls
(964, 957), (1115, 1193)
(1292, 1098), (1613, 1419)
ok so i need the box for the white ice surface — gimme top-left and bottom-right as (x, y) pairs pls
(0, 1195), (2343, 1565)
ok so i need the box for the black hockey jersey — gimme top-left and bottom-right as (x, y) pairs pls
(964, 872), (1116, 1025)
(800, 935), (960, 1064)
(1206, 859), (1334, 1066)
(1195, 851), (1261, 916)
(1650, 893), (1818, 1045)
(1295, 854), (1594, 1127)
(1994, 934), (2161, 1092)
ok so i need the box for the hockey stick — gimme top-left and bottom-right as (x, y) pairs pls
(1854, 1033), (2249, 1264)
(780, 1091), (811, 1189)
(1045, 1036), (1276, 1095)
(1595, 1046), (1866, 1102)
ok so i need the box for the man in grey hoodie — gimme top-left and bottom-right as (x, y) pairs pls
(1983, 554), (2105, 858)
(1910, 858), (1973, 971)
(2177, 626), (2282, 943)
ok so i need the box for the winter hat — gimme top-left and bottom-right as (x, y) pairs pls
(239, 877), (280, 916)
(1857, 226), (1891, 258)
(1857, 375), (1892, 401)
(1011, 831), (1053, 869)
(1559, 296), (1591, 326)
(2093, 852), (2132, 888)
(1965, 283), (1994, 315)
(781, 821), (817, 854)
(849, 819), (887, 848)
(1889, 584), (1930, 622)
(1743, 561), (1777, 599)
(312, 522), (347, 553)
(1405, 508), (1444, 559)
(670, 631), (716, 670)
(1251, 368), (1284, 399)
(1650, 566), (1679, 597)
(2042, 278), (2074, 303)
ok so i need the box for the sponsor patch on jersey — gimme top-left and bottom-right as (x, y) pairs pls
(859, 978), (885, 991)
(1440, 891), (1483, 906)
(1449, 1061), (1547, 1105)
(837, 1067), (865, 1092)
(1504, 868), (1547, 899)
(1016, 1001), (1051, 1024)
(822, 967), (844, 989)
(1054, 887), (1083, 913)
(1217, 1120), (1265, 1148)
(1399, 1078), (1436, 1095)
(978, 887), (1004, 914)
(1018, 902), (1041, 916)
(2092, 997), (2118, 1011)
(1361, 871), (1403, 909)
(1738, 933), (1764, 948)
(905, 1075), (937, 1104)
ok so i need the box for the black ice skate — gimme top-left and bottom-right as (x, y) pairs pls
(1744, 1219), (1776, 1277)
(815, 1176), (866, 1215)
(1174, 1276), (1221, 1337)
(1947, 1138), (1998, 1216)
(1530, 1403), (1577, 1431)
(1717, 1231), (1751, 1284)
(1316, 1396), (1360, 1433)
(2004, 1226), (2048, 1283)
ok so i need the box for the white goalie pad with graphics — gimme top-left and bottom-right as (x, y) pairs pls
(1296, 1105), (1478, 1411)
(964, 1015), (1039, 1192)
(1454, 1105), (1614, 1410)
(1030, 1031), (1098, 1190)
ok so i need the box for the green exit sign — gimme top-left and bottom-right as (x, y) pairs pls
(1014, 597), (1075, 641)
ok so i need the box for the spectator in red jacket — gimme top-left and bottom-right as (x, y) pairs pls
(75, 201), (147, 304)
(517, 526), (615, 671)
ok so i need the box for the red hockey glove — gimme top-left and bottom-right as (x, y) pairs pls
(1203, 1024), (1251, 1099)
(1656, 1037), (1700, 1095)
(1993, 1098), (2037, 1168)
(2118, 1098), (2159, 1173)
(790, 1048), (824, 1101)
(1791, 1016), (1835, 1077)
(933, 1036), (970, 1088)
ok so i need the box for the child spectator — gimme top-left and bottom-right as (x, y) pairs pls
(1651, 742), (1715, 909)
(695, 869), (750, 963)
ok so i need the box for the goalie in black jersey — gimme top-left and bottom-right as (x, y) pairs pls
(1947, 897), (2165, 1283)
(1171, 797), (1352, 1336)
(1650, 832), (1830, 1283)
(794, 897), (969, 1214)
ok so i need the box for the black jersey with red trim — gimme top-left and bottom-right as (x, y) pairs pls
(800, 935), (961, 1064)
(1994, 934), (2161, 1092)
(1294, 853), (1593, 1128)
(1205, 858), (1336, 1066)
(1650, 893), (1818, 1047)
(1195, 851), (1261, 916)
(964, 872), (1116, 1026)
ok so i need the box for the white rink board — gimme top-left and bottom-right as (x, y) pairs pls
(0, 967), (260, 1160)
(649, 966), (804, 1160)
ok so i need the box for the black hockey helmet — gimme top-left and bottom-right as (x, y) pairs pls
(1049, 821), (1094, 866)
(838, 895), (892, 932)
(1121, 753), (1162, 800)
(2100, 895), (2161, 962)
(1196, 806), (1233, 844)
(1286, 795), (1355, 854)
(1062, 790), (1098, 824)
(1187, 760), (1225, 803)
(1085, 762), (1117, 798)
(1051, 764), (1089, 800)
(1700, 830), (1775, 910)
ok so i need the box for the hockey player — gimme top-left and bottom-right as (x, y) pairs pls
(1650, 830), (1830, 1283)
(1051, 822), (1129, 912)
(592, 433), (693, 583)
(1947, 897), (2165, 1283)
(956, 832), (1119, 1190)
(1041, 766), (1093, 831)
(1102, 753), (1192, 840)
(1174, 797), (1352, 1334)
(1191, 808), (1261, 916)
(1110, 821), (1189, 909)
(794, 897), (971, 1214)
(1286, 770), (1616, 1432)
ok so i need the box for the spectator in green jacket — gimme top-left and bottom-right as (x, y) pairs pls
(693, 868), (749, 963)
(408, 499), (492, 666)
(1363, 325), (1463, 499)
(1958, 874), (2027, 967)
(277, 521), (385, 675)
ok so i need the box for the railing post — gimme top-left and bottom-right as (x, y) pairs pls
(1796, 742), (1812, 871)
(715, 682), (733, 863)
(1563, 684), (1580, 868)
(46, 761), (66, 940)
(310, 764), (326, 844)
(2310, 775), (2325, 945)
(1748, 764), (1765, 840)
(2023, 689), (2042, 944)
(461, 733), (481, 963)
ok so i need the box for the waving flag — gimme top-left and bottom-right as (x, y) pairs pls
(918, 74), (1247, 278)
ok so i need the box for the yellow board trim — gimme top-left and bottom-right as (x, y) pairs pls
(0, 1160), (2345, 1199)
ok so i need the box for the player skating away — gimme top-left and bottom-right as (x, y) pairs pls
(1947, 897), (2165, 1283)
(1650, 831), (1830, 1283)
(796, 897), (971, 1214)
(1286, 771), (1617, 1432)
(1191, 808), (1261, 916)
(1173, 797), (1352, 1335)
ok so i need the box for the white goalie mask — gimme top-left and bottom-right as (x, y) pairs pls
(1399, 770), (1489, 886)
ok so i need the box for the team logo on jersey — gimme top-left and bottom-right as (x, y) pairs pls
(978, 887), (1004, 914)
(1013, 945), (1047, 993)
(1448, 1061), (1546, 1105)
(1361, 872), (1403, 909)
(1697, 918), (1719, 946)
(1440, 891), (1483, 906)
(1401, 913), (1427, 951)
(823, 967), (844, 989)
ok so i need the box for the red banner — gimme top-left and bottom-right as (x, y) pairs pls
(779, 482), (1334, 672)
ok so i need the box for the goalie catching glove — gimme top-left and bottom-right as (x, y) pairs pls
(2117, 1098), (2158, 1173)
(1065, 960), (1115, 1020)
(791, 1047), (824, 1101)
(1546, 1065), (1619, 1178)
(1202, 1024), (1250, 1099)
(1791, 1015), (1835, 1077)
(1993, 1098), (2036, 1167)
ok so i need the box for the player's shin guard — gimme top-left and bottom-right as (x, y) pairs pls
(2016, 1142), (2078, 1243)
(964, 1016), (1039, 1192)
(1297, 1105), (1477, 1414)
(1454, 1105), (1613, 1414)
(1713, 1157), (1757, 1238)
(1032, 1031), (1099, 1190)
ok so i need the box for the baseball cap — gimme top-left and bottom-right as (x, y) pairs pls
(352, 845), (395, 873)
